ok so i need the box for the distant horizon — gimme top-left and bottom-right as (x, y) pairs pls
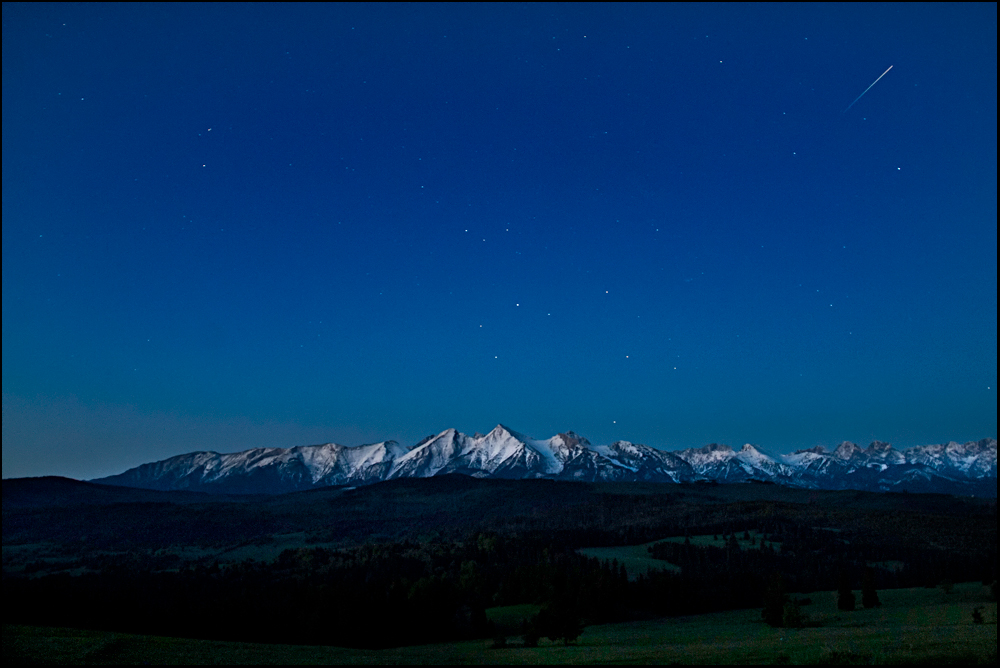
(3, 414), (995, 482)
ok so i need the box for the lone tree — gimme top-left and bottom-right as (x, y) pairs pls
(862, 567), (881, 609)
(837, 570), (856, 611)
(521, 619), (539, 648)
(762, 573), (788, 627)
(534, 600), (584, 646)
(782, 599), (807, 628)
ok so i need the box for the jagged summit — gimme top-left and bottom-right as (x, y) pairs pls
(834, 441), (864, 460)
(92, 430), (997, 497)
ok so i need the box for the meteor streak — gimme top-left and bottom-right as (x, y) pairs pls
(843, 65), (893, 113)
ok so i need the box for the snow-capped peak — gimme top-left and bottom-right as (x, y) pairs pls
(91, 430), (997, 496)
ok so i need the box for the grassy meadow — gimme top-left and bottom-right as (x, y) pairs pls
(578, 532), (781, 580)
(578, 539), (681, 579)
(5, 582), (995, 664)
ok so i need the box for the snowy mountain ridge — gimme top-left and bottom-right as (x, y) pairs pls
(93, 426), (997, 496)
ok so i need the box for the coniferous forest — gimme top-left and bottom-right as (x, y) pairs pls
(3, 475), (996, 649)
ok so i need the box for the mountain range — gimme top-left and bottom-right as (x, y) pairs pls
(92, 425), (997, 497)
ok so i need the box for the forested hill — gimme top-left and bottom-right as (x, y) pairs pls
(3, 475), (995, 648)
(5, 474), (994, 552)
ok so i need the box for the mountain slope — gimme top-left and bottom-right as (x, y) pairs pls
(92, 429), (997, 496)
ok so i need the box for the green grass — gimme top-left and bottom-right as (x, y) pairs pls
(577, 540), (681, 579)
(578, 532), (781, 581)
(6, 582), (995, 664)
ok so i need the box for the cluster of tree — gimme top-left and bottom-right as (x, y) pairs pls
(7, 477), (994, 561)
(3, 533), (627, 648)
(4, 484), (995, 648)
(650, 522), (994, 599)
(495, 599), (587, 648)
(759, 567), (883, 629)
(7, 517), (993, 648)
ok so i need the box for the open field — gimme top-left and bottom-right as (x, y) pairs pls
(578, 531), (781, 580)
(578, 539), (682, 579)
(5, 582), (995, 664)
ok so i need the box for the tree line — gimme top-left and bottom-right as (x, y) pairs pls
(5, 517), (995, 648)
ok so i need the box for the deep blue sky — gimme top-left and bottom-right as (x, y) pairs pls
(3, 3), (996, 479)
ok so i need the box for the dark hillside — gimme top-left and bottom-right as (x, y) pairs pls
(1, 476), (250, 509)
(3, 474), (995, 649)
(4, 474), (996, 549)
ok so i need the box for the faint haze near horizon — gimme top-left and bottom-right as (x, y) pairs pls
(3, 393), (993, 481)
(2, 3), (996, 480)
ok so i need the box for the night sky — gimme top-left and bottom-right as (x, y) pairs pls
(3, 3), (996, 480)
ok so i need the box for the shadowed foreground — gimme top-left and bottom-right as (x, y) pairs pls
(5, 583), (995, 665)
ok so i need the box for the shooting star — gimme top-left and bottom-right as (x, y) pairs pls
(843, 65), (893, 113)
